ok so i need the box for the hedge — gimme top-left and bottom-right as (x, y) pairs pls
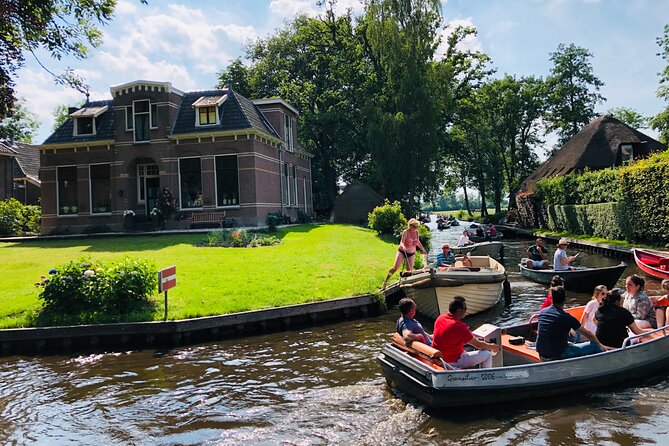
(528, 150), (669, 245)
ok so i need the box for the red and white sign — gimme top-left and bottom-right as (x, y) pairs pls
(158, 265), (177, 292)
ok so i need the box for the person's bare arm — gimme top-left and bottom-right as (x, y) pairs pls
(576, 326), (608, 351)
(468, 336), (500, 353)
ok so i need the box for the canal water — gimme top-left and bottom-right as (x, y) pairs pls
(1, 223), (668, 445)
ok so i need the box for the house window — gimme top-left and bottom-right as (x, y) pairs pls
(292, 165), (298, 206)
(151, 103), (158, 128)
(133, 99), (150, 142)
(285, 115), (293, 151)
(90, 164), (111, 214)
(198, 106), (217, 125)
(179, 157), (203, 209)
(125, 106), (134, 131)
(621, 144), (633, 163)
(137, 164), (159, 202)
(215, 155), (239, 207)
(75, 117), (94, 136)
(57, 166), (78, 215)
(281, 163), (289, 205)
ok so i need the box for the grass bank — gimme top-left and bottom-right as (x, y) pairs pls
(0, 224), (396, 329)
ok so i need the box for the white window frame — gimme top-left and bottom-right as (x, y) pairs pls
(292, 165), (298, 207)
(137, 164), (159, 203)
(150, 103), (158, 129)
(73, 117), (95, 136)
(214, 154), (241, 208)
(195, 105), (220, 127)
(284, 114), (293, 152)
(133, 99), (151, 143)
(178, 157), (203, 210)
(125, 106), (134, 131)
(303, 177), (308, 212)
(89, 163), (112, 215)
(56, 165), (79, 217)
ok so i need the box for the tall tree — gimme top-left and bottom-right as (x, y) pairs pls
(607, 106), (648, 129)
(545, 43), (605, 151)
(1, 0), (141, 120)
(216, 58), (252, 98)
(650, 24), (669, 143)
(0, 99), (39, 143)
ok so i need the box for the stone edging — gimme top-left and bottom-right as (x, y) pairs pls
(0, 294), (385, 356)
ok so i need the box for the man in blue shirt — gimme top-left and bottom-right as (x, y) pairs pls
(396, 298), (432, 346)
(536, 286), (605, 360)
(435, 244), (456, 269)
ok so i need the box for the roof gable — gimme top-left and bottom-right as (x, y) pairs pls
(43, 99), (115, 145)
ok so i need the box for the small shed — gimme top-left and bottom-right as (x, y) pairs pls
(333, 181), (383, 225)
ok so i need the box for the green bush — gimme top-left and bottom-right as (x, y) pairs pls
(368, 199), (406, 235)
(35, 257), (157, 325)
(0, 198), (40, 236)
(204, 229), (281, 248)
(266, 212), (283, 232)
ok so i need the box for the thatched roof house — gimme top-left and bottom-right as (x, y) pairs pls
(0, 140), (41, 204)
(518, 115), (666, 194)
(333, 181), (383, 225)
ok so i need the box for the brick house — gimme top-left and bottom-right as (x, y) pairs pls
(38, 80), (313, 234)
(0, 140), (41, 205)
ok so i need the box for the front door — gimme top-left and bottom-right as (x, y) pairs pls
(146, 177), (160, 220)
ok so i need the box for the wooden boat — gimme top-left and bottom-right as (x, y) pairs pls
(470, 234), (504, 243)
(400, 256), (507, 318)
(452, 241), (504, 259)
(518, 259), (627, 292)
(378, 306), (669, 408)
(632, 248), (669, 280)
(448, 218), (460, 227)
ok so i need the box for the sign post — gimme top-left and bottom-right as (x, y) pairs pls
(158, 265), (177, 321)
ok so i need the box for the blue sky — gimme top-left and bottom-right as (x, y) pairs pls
(14, 0), (669, 145)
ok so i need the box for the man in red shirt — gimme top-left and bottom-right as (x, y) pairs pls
(432, 296), (500, 368)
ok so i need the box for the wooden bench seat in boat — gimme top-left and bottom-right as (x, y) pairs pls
(391, 333), (447, 370)
(501, 334), (541, 362)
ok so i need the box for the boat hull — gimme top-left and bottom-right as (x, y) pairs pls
(378, 326), (669, 408)
(518, 261), (627, 292)
(401, 256), (506, 318)
(453, 241), (503, 259)
(632, 248), (669, 280)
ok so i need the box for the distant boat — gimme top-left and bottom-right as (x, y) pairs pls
(437, 219), (450, 230)
(400, 256), (507, 318)
(518, 259), (627, 292)
(452, 241), (504, 259)
(632, 248), (669, 280)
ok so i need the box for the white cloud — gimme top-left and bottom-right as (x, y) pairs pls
(115, 0), (138, 15)
(269, 0), (319, 18)
(216, 24), (258, 44)
(97, 51), (197, 91)
(436, 18), (483, 58)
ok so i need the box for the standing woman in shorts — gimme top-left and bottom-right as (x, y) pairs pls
(382, 218), (427, 289)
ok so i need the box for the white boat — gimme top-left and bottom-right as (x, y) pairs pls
(399, 256), (507, 318)
(452, 241), (504, 259)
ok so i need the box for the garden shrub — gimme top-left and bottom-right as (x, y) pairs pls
(0, 198), (40, 236)
(266, 212), (283, 231)
(35, 257), (157, 325)
(368, 199), (406, 235)
(204, 229), (281, 248)
(153, 187), (178, 223)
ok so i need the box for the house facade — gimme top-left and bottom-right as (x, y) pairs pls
(39, 80), (313, 234)
(0, 140), (40, 205)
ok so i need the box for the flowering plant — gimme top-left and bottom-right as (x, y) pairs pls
(123, 210), (136, 217)
(150, 207), (161, 217)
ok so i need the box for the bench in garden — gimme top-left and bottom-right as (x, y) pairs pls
(188, 211), (226, 229)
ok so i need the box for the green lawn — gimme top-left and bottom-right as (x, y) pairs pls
(0, 224), (396, 328)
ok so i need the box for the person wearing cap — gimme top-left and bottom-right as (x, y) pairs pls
(382, 218), (428, 289)
(553, 238), (577, 271)
(436, 244), (456, 269)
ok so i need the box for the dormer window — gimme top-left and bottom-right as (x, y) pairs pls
(193, 94), (227, 126)
(621, 144), (633, 163)
(70, 105), (107, 136)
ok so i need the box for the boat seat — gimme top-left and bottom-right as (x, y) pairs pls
(391, 333), (448, 370)
(501, 334), (541, 362)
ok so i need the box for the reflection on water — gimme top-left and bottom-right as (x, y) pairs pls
(1, 224), (668, 445)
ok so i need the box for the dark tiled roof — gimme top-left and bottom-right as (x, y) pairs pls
(172, 89), (280, 139)
(518, 115), (667, 194)
(11, 142), (40, 181)
(0, 141), (17, 156)
(43, 100), (115, 145)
